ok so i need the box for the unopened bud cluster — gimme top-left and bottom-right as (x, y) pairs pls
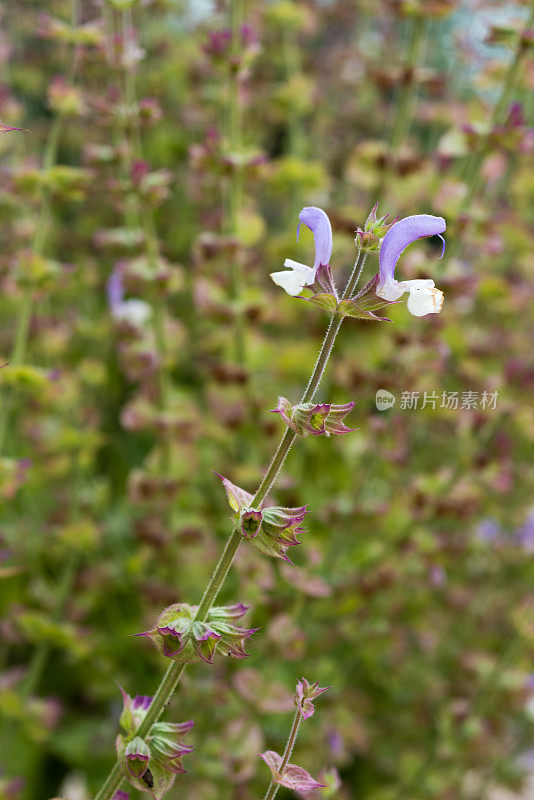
(116, 688), (193, 799)
(355, 203), (398, 253)
(218, 473), (308, 562)
(271, 397), (356, 437)
(136, 602), (257, 663)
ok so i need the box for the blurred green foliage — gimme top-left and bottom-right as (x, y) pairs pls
(0, 1), (533, 799)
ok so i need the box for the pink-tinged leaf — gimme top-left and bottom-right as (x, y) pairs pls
(261, 750), (283, 779)
(281, 763), (326, 792)
(214, 472), (254, 512)
(260, 751), (325, 793)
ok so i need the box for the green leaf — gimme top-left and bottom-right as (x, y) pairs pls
(306, 292), (339, 313)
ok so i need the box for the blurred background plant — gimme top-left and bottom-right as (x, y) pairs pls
(0, 0), (533, 799)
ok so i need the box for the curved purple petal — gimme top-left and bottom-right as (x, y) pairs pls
(297, 207), (333, 271)
(378, 214), (446, 286)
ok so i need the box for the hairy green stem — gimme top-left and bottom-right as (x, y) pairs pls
(301, 251), (367, 404)
(93, 247), (368, 800)
(263, 708), (303, 800)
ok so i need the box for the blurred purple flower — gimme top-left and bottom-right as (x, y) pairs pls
(107, 266), (151, 326)
(476, 518), (502, 543)
(429, 566), (447, 587)
(271, 207), (333, 296)
(516, 510), (534, 552)
(376, 214), (446, 316)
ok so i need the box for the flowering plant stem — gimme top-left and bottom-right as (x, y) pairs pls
(263, 708), (302, 800)
(94, 250), (366, 799)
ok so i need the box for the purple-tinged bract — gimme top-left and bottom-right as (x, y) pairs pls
(116, 689), (193, 799)
(216, 473), (308, 563)
(271, 397), (356, 437)
(135, 602), (256, 663)
(295, 678), (330, 719)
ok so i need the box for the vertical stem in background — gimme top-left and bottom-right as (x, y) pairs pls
(227, 0), (246, 367)
(263, 709), (303, 800)
(375, 13), (427, 201)
(388, 15), (427, 155)
(283, 27), (301, 158)
(282, 23), (302, 219)
(0, 33), (79, 453)
(447, 6), (534, 262)
(119, 7), (172, 473)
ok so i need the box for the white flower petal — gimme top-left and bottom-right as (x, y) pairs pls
(405, 285), (444, 316)
(113, 299), (152, 325)
(271, 260), (315, 297)
(283, 258), (315, 278)
(376, 280), (405, 302)
(270, 269), (307, 296)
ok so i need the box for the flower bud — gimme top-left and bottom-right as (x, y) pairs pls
(136, 602), (256, 663)
(125, 737), (151, 778)
(355, 203), (399, 253)
(271, 397), (356, 437)
(295, 678), (329, 719)
(119, 689), (152, 738)
(217, 473), (308, 563)
(116, 688), (193, 798)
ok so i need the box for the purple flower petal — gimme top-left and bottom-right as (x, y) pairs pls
(107, 266), (124, 312)
(298, 207), (333, 271)
(378, 214), (446, 287)
(132, 694), (152, 711)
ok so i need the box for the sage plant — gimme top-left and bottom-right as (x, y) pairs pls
(260, 679), (329, 799)
(95, 203), (446, 799)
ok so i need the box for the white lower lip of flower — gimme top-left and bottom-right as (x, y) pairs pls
(377, 278), (444, 316)
(113, 299), (152, 325)
(270, 259), (315, 297)
(404, 281), (444, 316)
